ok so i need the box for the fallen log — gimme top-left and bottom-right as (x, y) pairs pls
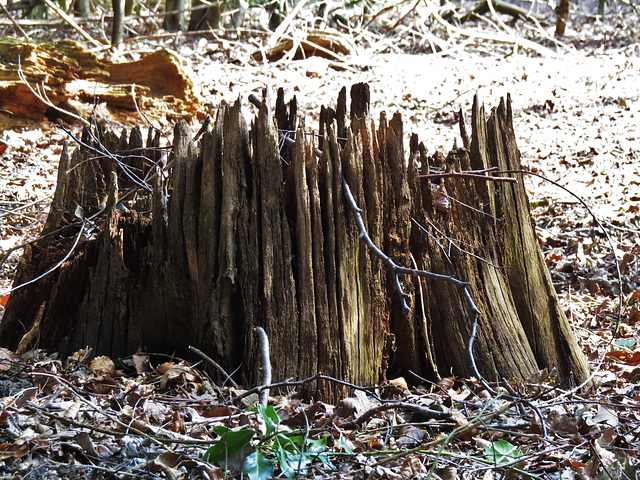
(0, 38), (199, 124)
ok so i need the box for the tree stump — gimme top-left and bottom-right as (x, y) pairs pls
(0, 84), (590, 401)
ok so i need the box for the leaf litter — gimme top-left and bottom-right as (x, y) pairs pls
(1, 1), (640, 478)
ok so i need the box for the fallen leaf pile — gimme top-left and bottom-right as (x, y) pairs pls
(1, 346), (640, 479)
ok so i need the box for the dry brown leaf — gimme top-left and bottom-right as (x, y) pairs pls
(156, 362), (176, 375)
(90, 356), (116, 376)
(164, 411), (186, 434)
(14, 387), (38, 407)
(400, 455), (426, 478)
(75, 432), (98, 456)
(63, 399), (82, 420)
(395, 425), (424, 448)
(546, 409), (579, 436)
(588, 406), (619, 428)
(437, 466), (458, 480)
(0, 443), (30, 460)
(132, 354), (151, 374)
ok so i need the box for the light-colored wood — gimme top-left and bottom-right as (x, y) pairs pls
(0, 38), (199, 123)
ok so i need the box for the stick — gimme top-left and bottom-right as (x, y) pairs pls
(188, 345), (239, 388)
(253, 326), (272, 407)
(0, 2), (31, 39)
(226, 373), (389, 405)
(339, 401), (451, 429)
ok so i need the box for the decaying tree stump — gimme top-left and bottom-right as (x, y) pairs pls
(0, 84), (590, 401)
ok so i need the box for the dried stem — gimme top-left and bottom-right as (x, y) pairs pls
(189, 345), (239, 388)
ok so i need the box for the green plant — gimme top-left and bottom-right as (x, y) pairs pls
(484, 439), (523, 466)
(203, 405), (334, 480)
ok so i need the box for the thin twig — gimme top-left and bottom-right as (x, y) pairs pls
(467, 311), (548, 437)
(226, 373), (387, 405)
(188, 345), (239, 388)
(17, 60), (90, 127)
(339, 401), (451, 429)
(0, 219), (87, 296)
(0, 1), (30, 39)
(0, 194), (52, 219)
(40, 0), (101, 47)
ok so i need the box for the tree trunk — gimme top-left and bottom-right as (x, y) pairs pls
(188, 0), (221, 30)
(112, 0), (125, 46)
(0, 85), (590, 401)
(163, 0), (187, 31)
(555, 0), (570, 36)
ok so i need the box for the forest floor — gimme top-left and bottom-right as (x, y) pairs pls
(0, 2), (639, 478)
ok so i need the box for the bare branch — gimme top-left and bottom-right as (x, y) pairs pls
(341, 175), (480, 315)
(189, 345), (239, 389)
(339, 401), (451, 430)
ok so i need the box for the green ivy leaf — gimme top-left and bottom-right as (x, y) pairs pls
(203, 426), (256, 463)
(284, 434), (305, 448)
(303, 435), (334, 471)
(335, 433), (354, 454)
(272, 434), (296, 455)
(251, 405), (281, 437)
(243, 451), (274, 480)
(276, 447), (312, 478)
(306, 435), (328, 453)
(485, 439), (522, 465)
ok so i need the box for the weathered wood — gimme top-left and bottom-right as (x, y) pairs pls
(254, 30), (357, 62)
(0, 38), (198, 122)
(0, 85), (590, 401)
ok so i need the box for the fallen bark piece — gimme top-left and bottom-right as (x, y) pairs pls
(255, 29), (357, 62)
(0, 38), (199, 123)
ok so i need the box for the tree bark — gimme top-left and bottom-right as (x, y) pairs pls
(0, 85), (590, 401)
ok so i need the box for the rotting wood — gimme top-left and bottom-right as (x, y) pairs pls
(0, 84), (590, 401)
(0, 38), (199, 123)
(254, 29), (356, 62)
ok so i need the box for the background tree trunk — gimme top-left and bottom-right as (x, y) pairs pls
(555, 0), (570, 36)
(111, 0), (125, 46)
(0, 85), (590, 401)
